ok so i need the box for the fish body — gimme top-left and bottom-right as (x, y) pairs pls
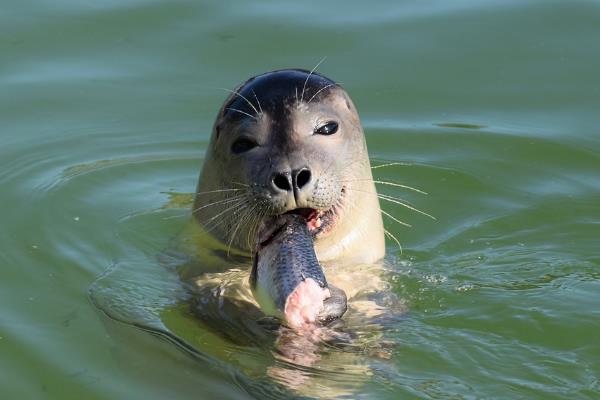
(251, 214), (346, 328)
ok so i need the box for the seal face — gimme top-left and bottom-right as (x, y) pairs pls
(193, 69), (385, 264)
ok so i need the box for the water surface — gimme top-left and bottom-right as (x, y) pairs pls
(1, 1), (599, 399)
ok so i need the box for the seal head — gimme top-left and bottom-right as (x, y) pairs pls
(193, 69), (385, 264)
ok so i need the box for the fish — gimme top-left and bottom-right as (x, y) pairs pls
(250, 214), (347, 329)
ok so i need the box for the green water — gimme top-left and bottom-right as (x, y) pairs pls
(1, 1), (599, 398)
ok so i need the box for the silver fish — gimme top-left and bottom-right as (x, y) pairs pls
(251, 214), (347, 326)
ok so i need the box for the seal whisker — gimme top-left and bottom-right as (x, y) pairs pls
(192, 198), (245, 215)
(246, 203), (271, 251)
(244, 211), (259, 251)
(221, 88), (260, 116)
(225, 107), (258, 121)
(195, 188), (244, 196)
(226, 201), (260, 256)
(373, 180), (428, 195)
(371, 161), (413, 169)
(192, 195), (247, 215)
(377, 193), (436, 220)
(225, 211), (248, 256)
(344, 187), (436, 220)
(384, 229), (403, 255)
(247, 206), (267, 251)
(239, 203), (264, 248)
(202, 199), (247, 224)
(307, 83), (337, 104)
(191, 194), (246, 214)
(201, 200), (249, 235)
(231, 181), (250, 188)
(341, 178), (427, 194)
(252, 89), (263, 114)
(381, 209), (412, 228)
(343, 185), (417, 206)
(300, 56), (327, 104)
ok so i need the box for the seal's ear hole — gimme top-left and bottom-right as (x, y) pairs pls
(231, 137), (258, 154)
(314, 121), (339, 136)
(345, 100), (353, 111)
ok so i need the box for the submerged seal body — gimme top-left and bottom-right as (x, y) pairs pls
(193, 69), (385, 265)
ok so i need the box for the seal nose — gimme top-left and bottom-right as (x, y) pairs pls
(271, 168), (312, 193)
(271, 172), (292, 192)
(293, 168), (312, 190)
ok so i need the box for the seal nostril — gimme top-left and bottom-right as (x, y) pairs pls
(272, 173), (292, 191)
(295, 168), (311, 189)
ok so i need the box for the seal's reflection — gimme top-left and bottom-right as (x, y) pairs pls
(267, 323), (352, 392)
(187, 268), (396, 398)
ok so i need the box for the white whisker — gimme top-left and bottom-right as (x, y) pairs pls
(191, 195), (246, 214)
(377, 193), (436, 220)
(252, 89), (263, 114)
(231, 181), (250, 187)
(341, 178), (427, 194)
(371, 162), (412, 169)
(202, 200), (248, 234)
(300, 56), (327, 104)
(195, 188), (243, 196)
(384, 229), (403, 255)
(307, 83), (337, 104)
(227, 202), (259, 256)
(381, 209), (412, 228)
(344, 186), (435, 220)
(373, 180), (427, 194)
(224, 107), (257, 121)
(220, 88), (260, 116)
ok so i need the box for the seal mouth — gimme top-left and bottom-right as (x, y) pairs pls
(285, 207), (334, 236)
(257, 186), (346, 249)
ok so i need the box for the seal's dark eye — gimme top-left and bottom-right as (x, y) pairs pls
(231, 137), (258, 154)
(314, 121), (339, 136)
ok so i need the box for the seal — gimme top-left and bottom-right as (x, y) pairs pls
(193, 69), (385, 266)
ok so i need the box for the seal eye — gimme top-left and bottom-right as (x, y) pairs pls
(231, 137), (258, 154)
(314, 121), (339, 136)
